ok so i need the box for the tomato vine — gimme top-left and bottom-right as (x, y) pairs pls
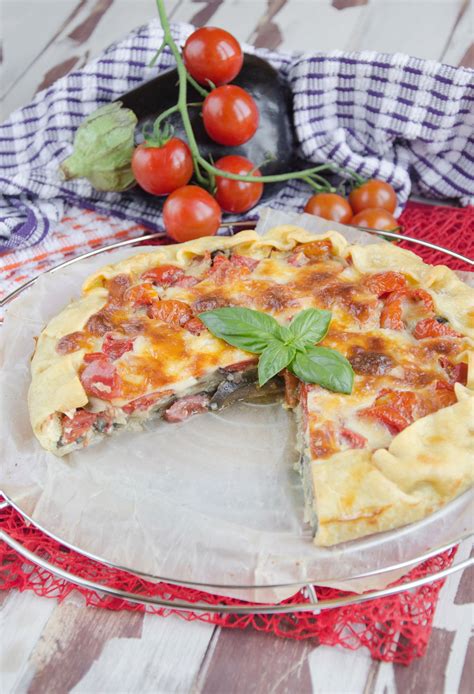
(153, 0), (346, 193)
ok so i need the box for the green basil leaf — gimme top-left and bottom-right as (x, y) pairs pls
(258, 341), (295, 386)
(198, 307), (281, 354)
(288, 308), (332, 345)
(290, 345), (354, 394)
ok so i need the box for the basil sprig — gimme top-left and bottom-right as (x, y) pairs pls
(198, 307), (354, 393)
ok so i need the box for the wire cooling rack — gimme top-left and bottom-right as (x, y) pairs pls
(1, 223), (472, 613)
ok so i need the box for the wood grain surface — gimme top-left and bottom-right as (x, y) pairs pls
(1, 1), (473, 692)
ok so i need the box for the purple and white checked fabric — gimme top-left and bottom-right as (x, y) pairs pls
(0, 19), (473, 252)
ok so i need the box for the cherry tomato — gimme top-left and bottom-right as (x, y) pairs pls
(80, 358), (120, 401)
(148, 300), (193, 328)
(62, 410), (98, 444)
(126, 283), (156, 306)
(304, 193), (352, 224)
(364, 271), (407, 297)
(349, 180), (397, 214)
(131, 139), (193, 196)
(123, 390), (174, 415)
(351, 208), (399, 231)
(163, 186), (222, 242)
(202, 86), (259, 146)
(360, 390), (417, 433)
(183, 27), (243, 86)
(214, 155), (263, 213)
(300, 239), (333, 259)
(101, 334), (134, 360)
(141, 265), (185, 286)
(413, 317), (460, 340)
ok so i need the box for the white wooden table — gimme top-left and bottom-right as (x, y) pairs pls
(1, 1), (473, 692)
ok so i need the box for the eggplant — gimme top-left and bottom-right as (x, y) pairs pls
(119, 54), (295, 203)
(209, 367), (283, 409)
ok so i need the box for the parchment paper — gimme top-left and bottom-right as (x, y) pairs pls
(1, 210), (472, 603)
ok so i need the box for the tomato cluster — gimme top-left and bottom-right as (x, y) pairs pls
(131, 27), (262, 242)
(131, 24), (400, 242)
(304, 180), (400, 232)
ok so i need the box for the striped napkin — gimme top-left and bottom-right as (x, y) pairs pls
(0, 19), (472, 252)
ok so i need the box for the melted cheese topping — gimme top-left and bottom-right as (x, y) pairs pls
(53, 241), (471, 452)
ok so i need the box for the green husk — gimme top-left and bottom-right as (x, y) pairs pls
(60, 102), (138, 192)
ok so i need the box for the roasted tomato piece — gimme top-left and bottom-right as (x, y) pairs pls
(364, 271), (407, 297)
(310, 422), (338, 459)
(359, 390), (417, 433)
(410, 288), (434, 311)
(83, 352), (106, 363)
(122, 390), (174, 415)
(174, 275), (200, 288)
(432, 381), (457, 409)
(439, 357), (468, 385)
(141, 264), (185, 287)
(126, 283), (156, 306)
(230, 253), (259, 271)
(164, 393), (210, 423)
(340, 427), (367, 449)
(148, 300), (193, 328)
(184, 316), (206, 335)
(283, 369), (300, 408)
(300, 239), (333, 259)
(61, 410), (98, 444)
(192, 296), (228, 312)
(378, 285), (434, 331)
(102, 334), (134, 360)
(107, 274), (131, 305)
(207, 254), (250, 283)
(56, 331), (88, 355)
(380, 291), (405, 330)
(413, 317), (460, 340)
(80, 358), (121, 400)
(86, 311), (114, 337)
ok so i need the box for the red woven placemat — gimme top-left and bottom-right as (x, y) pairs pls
(1, 201), (472, 665)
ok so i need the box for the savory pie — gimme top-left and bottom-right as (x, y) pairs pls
(28, 225), (474, 546)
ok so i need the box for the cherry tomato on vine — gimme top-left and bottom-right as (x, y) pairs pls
(351, 208), (399, 231)
(131, 139), (193, 196)
(214, 155), (263, 213)
(304, 193), (353, 224)
(202, 85), (259, 146)
(349, 180), (397, 214)
(183, 27), (243, 86)
(163, 186), (222, 242)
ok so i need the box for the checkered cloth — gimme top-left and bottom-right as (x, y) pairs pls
(1, 19), (473, 252)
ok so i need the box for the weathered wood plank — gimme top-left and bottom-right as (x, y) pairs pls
(1, 0), (168, 115)
(441, 0), (473, 67)
(393, 627), (455, 694)
(69, 611), (215, 693)
(197, 626), (315, 694)
(270, 0), (367, 53)
(0, 0), (79, 110)
(459, 635), (474, 694)
(346, 0), (464, 60)
(25, 602), (144, 694)
(0, 591), (56, 694)
(308, 644), (374, 693)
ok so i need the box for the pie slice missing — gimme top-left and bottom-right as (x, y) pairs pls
(28, 225), (474, 545)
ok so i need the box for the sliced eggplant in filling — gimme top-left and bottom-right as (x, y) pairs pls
(56, 363), (284, 453)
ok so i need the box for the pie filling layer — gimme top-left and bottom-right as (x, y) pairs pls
(29, 227), (474, 545)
